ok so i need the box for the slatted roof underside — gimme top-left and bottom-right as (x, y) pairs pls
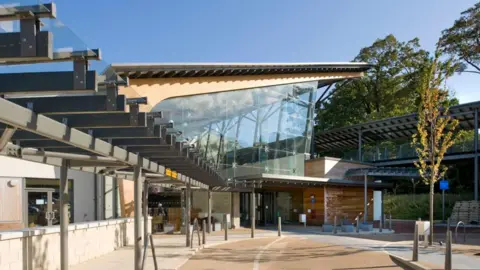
(109, 62), (372, 79)
(316, 100), (480, 151)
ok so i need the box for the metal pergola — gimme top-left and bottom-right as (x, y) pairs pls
(316, 100), (480, 201)
(0, 3), (223, 270)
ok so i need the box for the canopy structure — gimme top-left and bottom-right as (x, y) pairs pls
(345, 167), (420, 178)
(316, 100), (480, 151)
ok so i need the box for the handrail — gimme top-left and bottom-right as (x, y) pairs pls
(455, 221), (466, 243)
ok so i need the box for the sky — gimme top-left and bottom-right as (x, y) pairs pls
(6, 0), (480, 103)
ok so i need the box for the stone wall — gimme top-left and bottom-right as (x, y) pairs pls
(0, 218), (151, 270)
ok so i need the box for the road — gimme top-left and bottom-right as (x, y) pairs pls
(180, 236), (406, 270)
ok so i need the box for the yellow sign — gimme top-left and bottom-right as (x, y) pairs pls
(172, 171), (178, 179)
(165, 168), (172, 177)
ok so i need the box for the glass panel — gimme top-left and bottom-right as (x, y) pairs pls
(27, 191), (49, 227)
(153, 81), (319, 179)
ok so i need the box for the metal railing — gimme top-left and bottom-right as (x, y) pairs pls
(455, 221), (466, 243)
(141, 233), (158, 270)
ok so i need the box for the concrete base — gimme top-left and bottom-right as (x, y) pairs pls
(322, 224), (334, 232)
(359, 223), (373, 231)
(341, 224), (355, 232)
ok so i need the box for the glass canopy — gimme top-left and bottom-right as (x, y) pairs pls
(152, 80), (319, 180)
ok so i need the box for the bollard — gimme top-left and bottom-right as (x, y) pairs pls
(333, 216), (337, 234)
(224, 214), (228, 241)
(389, 213), (392, 231)
(445, 230), (452, 270)
(413, 224), (419, 261)
(278, 216), (282, 237)
(202, 219), (206, 245)
(356, 216), (360, 233)
(379, 217), (383, 233)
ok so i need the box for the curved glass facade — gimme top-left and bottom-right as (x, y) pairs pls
(152, 81), (319, 180)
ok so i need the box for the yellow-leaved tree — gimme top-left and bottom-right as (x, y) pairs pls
(412, 52), (459, 246)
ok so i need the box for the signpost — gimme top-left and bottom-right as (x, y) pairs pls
(440, 180), (449, 222)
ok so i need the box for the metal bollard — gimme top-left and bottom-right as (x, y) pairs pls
(389, 213), (392, 231)
(224, 214), (228, 241)
(356, 216), (360, 233)
(278, 216), (282, 237)
(379, 217), (383, 233)
(445, 230), (452, 270)
(413, 224), (419, 261)
(202, 219), (206, 245)
(333, 215), (337, 234)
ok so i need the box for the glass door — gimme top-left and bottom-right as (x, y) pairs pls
(24, 188), (54, 227)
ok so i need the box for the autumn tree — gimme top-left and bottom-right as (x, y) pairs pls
(438, 2), (480, 74)
(412, 53), (459, 246)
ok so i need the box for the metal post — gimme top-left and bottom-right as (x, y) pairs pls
(356, 216), (360, 233)
(278, 216), (282, 237)
(149, 234), (158, 270)
(143, 180), (149, 248)
(134, 166), (143, 270)
(447, 218), (450, 232)
(442, 189), (445, 222)
(379, 217), (383, 233)
(475, 109), (479, 201)
(413, 223), (419, 261)
(389, 213), (392, 231)
(224, 214), (228, 241)
(207, 189), (212, 233)
(251, 186), (256, 238)
(60, 160), (69, 270)
(364, 173), (368, 223)
(358, 130), (362, 161)
(230, 192), (235, 230)
(202, 219), (206, 245)
(445, 230), (452, 270)
(186, 178), (191, 247)
(333, 215), (337, 234)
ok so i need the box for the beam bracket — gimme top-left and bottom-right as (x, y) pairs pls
(105, 83), (118, 111)
(73, 58), (88, 90)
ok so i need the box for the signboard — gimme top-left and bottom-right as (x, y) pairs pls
(439, 180), (449, 190)
(165, 168), (172, 177)
(171, 171), (178, 179)
(299, 214), (306, 223)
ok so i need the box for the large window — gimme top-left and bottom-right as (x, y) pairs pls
(153, 81), (318, 179)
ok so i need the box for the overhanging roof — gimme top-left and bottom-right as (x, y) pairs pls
(316, 100), (480, 151)
(232, 173), (391, 189)
(109, 62), (372, 79)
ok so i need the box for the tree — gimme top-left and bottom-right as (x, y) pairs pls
(438, 2), (480, 74)
(412, 53), (459, 245)
(316, 35), (430, 130)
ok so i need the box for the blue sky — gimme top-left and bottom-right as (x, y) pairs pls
(9, 0), (480, 102)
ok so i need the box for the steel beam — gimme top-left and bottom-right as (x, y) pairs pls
(0, 71), (98, 94)
(0, 3), (56, 21)
(0, 126), (16, 151)
(1, 49), (101, 65)
(7, 95), (126, 114)
(0, 31), (52, 62)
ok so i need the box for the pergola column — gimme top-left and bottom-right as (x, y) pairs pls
(186, 178), (191, 247)
(358, 130), (363, 161)
(143, 180), (149, 247)
(364, 173), (368, 223)
(60, 160), (69, 270)
(207, 189), (212, 233)
(251, 185), (256, 238)
(475, 109), (478, 201)
(133, 166), (143, 270)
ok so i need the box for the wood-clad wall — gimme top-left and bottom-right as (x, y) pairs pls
(325, 186), (373, 224)
(305, 157), (373, 179)
(302, 187), (325, 225)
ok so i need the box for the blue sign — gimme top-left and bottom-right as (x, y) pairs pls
(440, 180), (449, 190)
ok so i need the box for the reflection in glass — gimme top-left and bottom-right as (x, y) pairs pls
(153, 81), (319, 179)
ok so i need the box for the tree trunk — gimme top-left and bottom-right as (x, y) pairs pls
(429, 177), (434, 246)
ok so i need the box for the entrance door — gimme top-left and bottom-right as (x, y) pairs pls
(24, 189), (54, 227)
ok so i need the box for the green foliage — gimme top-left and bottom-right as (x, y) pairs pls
(316, 35), (430, 130)
(384, 193), (474, 220)
(438, 2), (480, 73)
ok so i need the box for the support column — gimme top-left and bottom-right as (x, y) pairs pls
(207, 189), (212, 233)
(251, 185), (256, 238)
(143, 180), (149, 245)
(230, 192), (234, 229)
(186, 178), (191, 247)
(273, 192), (278, 225)
(113, 177), (118, 218)
(358, 130), (363, 161)
(133, 166), (143, 270)
(60, 160), (69, 270)
(475, 109), (478, 201)
(364, 173), (368, 223)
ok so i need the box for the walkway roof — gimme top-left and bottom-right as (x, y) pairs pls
(316, 100), (480, 151)
(110, 62), (372, 79)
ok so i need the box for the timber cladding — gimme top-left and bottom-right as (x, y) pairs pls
(303, 188), (325, 225)
(324, 186), (373, 224)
